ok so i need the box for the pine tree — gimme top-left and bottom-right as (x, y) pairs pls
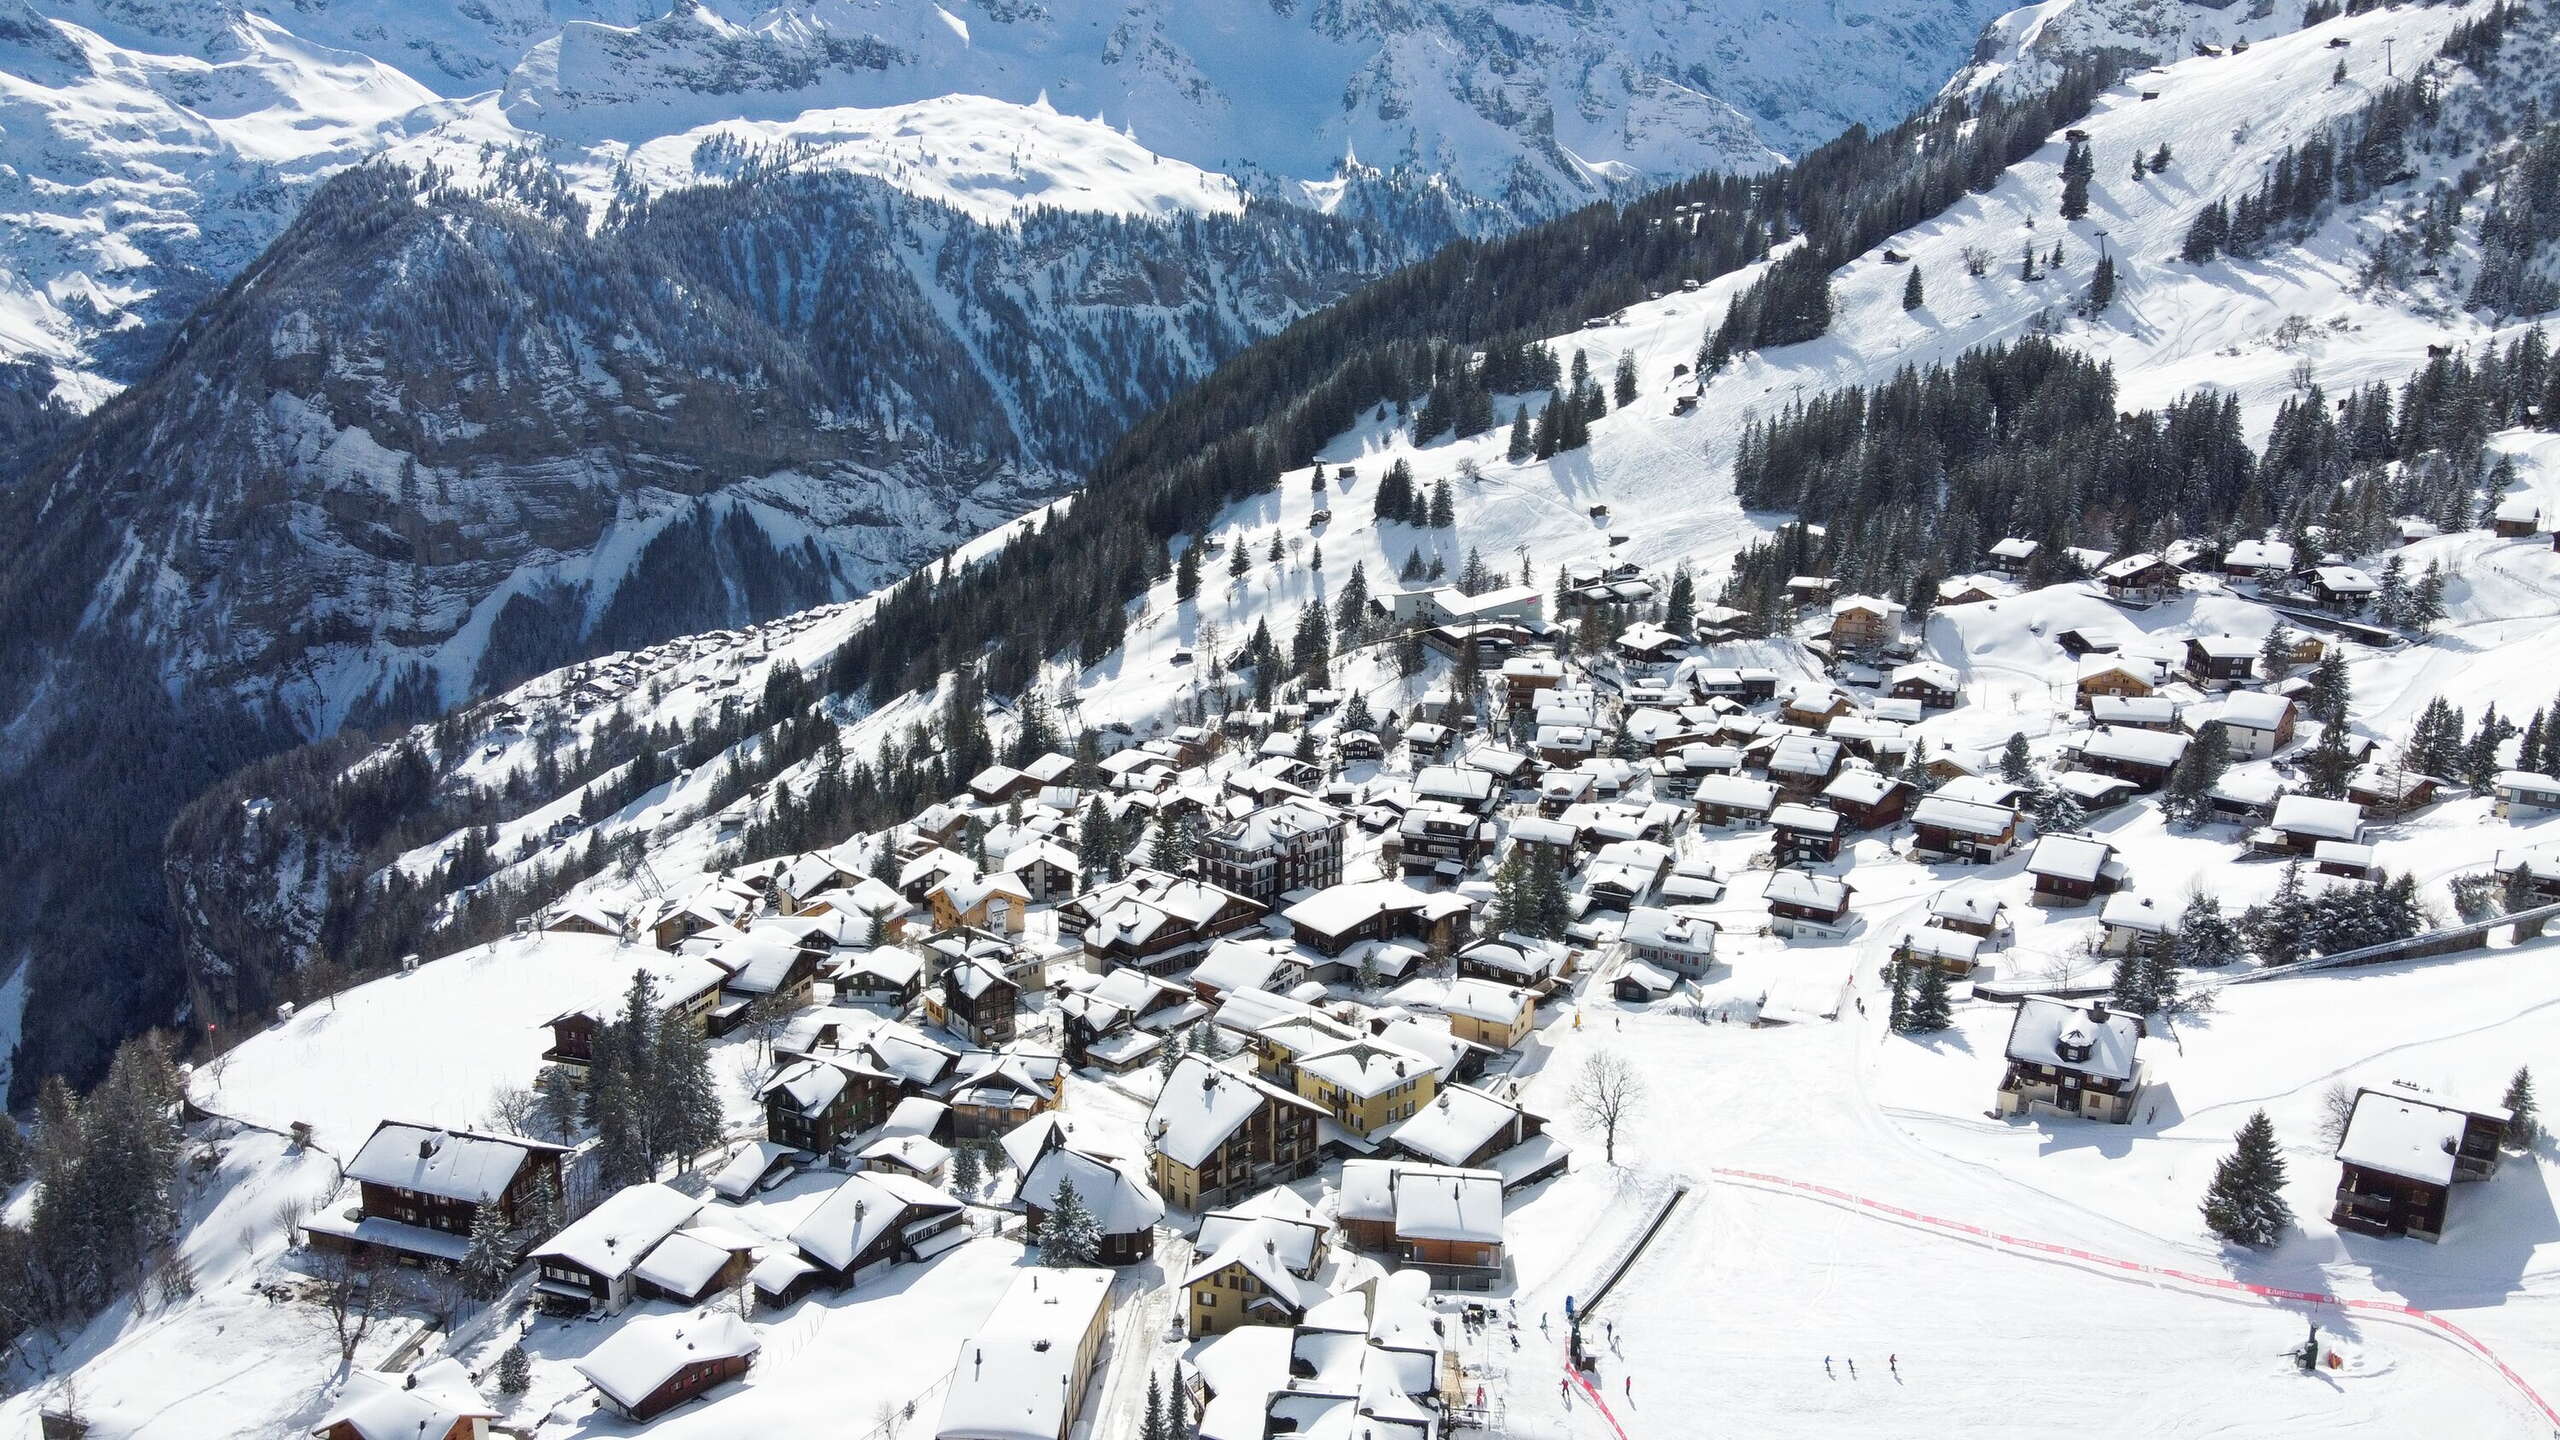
(1175, 541), (1200, 602)
(651, 1003), (725, 1174)
(1167, 1370), (1190, 1440)
(1228, 541), (1249, 579)
(2257, 627), (2293, 683)
(2301, 722), (2356, 799)
(497, 1344), (533, 1395)
(2172, 893), (2242, 969)
(1904, 963), (1952, 1032)
(1665, 569), (1696, 633)
(2162, 721), (2230, 827)
(525, 1167), (562, 1237)
(1335, 561), (1371, 644)
(2200, 1110), (2293, 1247)
(1998, 732), (2037, 784)
(2247, 863), (2313, 965)
(2107, 946), (2151, 1013)
(2087, 254), (2116, 313)
(0, 1117), (27, 1190)
(1506, 406), (1532, 462)
(1613, 352), (1639, 409)
(1428, 479), (1456, 529)
(462, 1202), (513, 1299)
(2502, 1067), (2539, 1148)
(952, 1139), (985, 1194)
(1039, 1177), (1102, 1267)
(2059, 139), (2093, 220)
(2307, 650), (2352, 728)
(1901, 267), (1924, 311)
(1143, 1373), (1169, 1440)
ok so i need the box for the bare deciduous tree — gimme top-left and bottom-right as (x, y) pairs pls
(308, 1251), (406, 1363)
(2316, 1081), (2360, 1149)
(1570, 1051), (1646, 1164)
(484, 1082), (542, 1138)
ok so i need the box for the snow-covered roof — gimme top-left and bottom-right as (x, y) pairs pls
(533, 1182), (701, 1279)
(2495, 769), (2560, 797)
(1191, 936), (1305, 996)
(1897, 926), (1981, 963)
(1928, 886), (2004, 926)
(2496, 495), (2542, 524)
(2002, 996), (2141, 1083)
(2211, 690), (2293, 731)
(2025, 835), (2113, 884)
(575, 1310), (760, 1412)
(1768, 734), (1842, 776)
(1019, 1147), (1165, 1236)
(786, 1172), (962, 1272)
(1889, 660), (1959, 691)
(938, 1268), (1117, 1440)
(1147, 1056), (1320, 1167)
(2335, 1085), (2505, 1186)
(2271, 793), (2364, 842)
(2073, 726), (2190, 767)
(1384, 1085), (1537, 1168)
(1989, 538), (2039, 559)
(2224, 539), (2295, 569)
(634, 1229), (743, 1298)
(344, 1122), (552, 1205)
(2311, 565), (2377, 593)
(1910, 795), (2015, 836)
(1620, 905), (1717, 956)
(2099, 893), (2170, 935)
(1298, 1037), (1438, 1096)
(709, 1140), (797, 1201)
(1770, 802), (1842, 834)
(1280, 879), (1467, 937)
(313, 1359), (495, 1440)
(1695, 775), (1778, 811)
(1394, 1164), (1502, 1244)
(1764, 870), (1849, 910)
(1829, 593), (1903, 617)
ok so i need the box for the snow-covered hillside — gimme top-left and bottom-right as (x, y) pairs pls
(0, 0), (2046, 405)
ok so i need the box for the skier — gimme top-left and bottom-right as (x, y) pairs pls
(1624, 1375), (1633, 1400)
(1824, 1357), (1835, 1380)
(1561, 1377), (1573, 1404)
(1889, 1354), (1900, 1380)
(1847, 1357), (1857, 1380)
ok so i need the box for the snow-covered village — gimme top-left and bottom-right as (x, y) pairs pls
(9, 1), (2560, 1438)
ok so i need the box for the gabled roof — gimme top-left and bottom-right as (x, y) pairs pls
(1018, 1147), (1165, 1235)
(2337, 1083), (2509, 1185)
(2072, 725), (2190, 767)
(344, 1122), (559, 1205)
(2271, 793), (2364, 841)
(1147, 1056), (1322, 1167)
(1764, 870), (1850, 910)
(1910, 795), (2016, 836)
(2025, 835), (2114, 884)
(786, 1172), (963, 1271)
(576, 1310), (759, 1411)
(533, 1182), (701, 1280)
(2002, 996), (2141, 1082)
(312, 1359), (495, 1440)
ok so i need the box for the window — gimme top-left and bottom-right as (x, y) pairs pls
(1199, 1291), (1216, 1308)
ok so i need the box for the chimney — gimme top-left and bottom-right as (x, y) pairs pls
(2088, 1003), (2111, 1024)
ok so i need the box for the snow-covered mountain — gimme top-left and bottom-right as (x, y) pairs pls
(0, 0), (2048, 403)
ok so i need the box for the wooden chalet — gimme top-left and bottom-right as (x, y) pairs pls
(577, 1312), (760, 1422)
(1821, 769), (1911, 830)
(1995, 998), (2145, 1124)
(1769, 803), (1844, 865)
(308, 1122), (570, 1272)
(762, 1056), (899, 1153)
(1887, 661), (1961, 710)
(1335, 1160), (1505, 1291)
(1764, 870), (1853, 936)
(1908, 795), (2022, 863)
(1146, 1056), (1325, 1211)
(2097, 552), (2183, 603)
(2023, 835), (2125, 907)
(2331, 1082), (2509, 1242)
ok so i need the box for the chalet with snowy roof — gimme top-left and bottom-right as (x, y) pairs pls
(1580, 839), (1672, 912)
(1409, 764), (1500, 816)
(1396, 800), (1495, 881)
(576, 1309), (760, 1424)
(1455, 935), (1568, 992)
(1006, 1118), (1165, 1266)
(1769, 802), (1844, 865)
(2089, 694), (2181, 732)
(1335, 729), (1385, 763)
(793, 875), (911, 941)
(1499, 654), (1567, 705)
(2304, 565), (2378, 611)
(542, 898), (626, 940)
(1620, 905), (1719, 978)
(1146, 1056), (1325, 1210)
(1281, 880), (1472, 957)
(1691, 666), (1780, 703)
(2220, 539), (2295, 577)
(2348, 764), (2441, 816)
(2097, 552), (2183, 603)
(542, 974), (724, 1069)
(1909, 795), (2023, 863)
(2495, 496), (2543, 537)
(1189, 935), (1309, 1004)
(1764, 871), (1853, 936)
(1378, 1080), (1556, 1178)
(1384, 977), (1536, 1052)
(1937, 574), (2011, 607)
(1766, 734), (1845, 799)
(1779, 683), (1856, 732)
(2183, 635), (2259, 688)
(2494, 846), (2560, 906)
(763, 1054), (900, 1153)
(2064, 726), (2190, 791)
(829, 947), (923, 1011)
(1827, 595), (1903, 650)
(2185, 690), (2295, 759)
(1064, 870), (1267, 973)
(2097, 893), (2173, 957)
(706, 933), (824, 1010)
(1336, 1160), (1505, 1290)
(1910, 890), (1997, 947)
(942, 1050), (1067, 1139)
(1893, 925), (1983, 977)
(1887, 661), (1961, 710)
(2250, 793), (2367, 858)
(1693, 774), (1780, 828)
(1293, 1035), (1441, 1138)
(309, 1122), (571, 1271)
(1988, 537), (2040, 573)
(995, 840), (1080, 904)
(2331, 1082), (2511, 1242)
(2075, 655), (2163, 708)
(532, 1182), (703, 1315)
(923, 952), (1020, 1048)
(631, 1225), (759, 1306)
(1183, 1199), (1337, 1336)
(898, 847), (976, 906)
(2207, 768), (2283, 823)
(311, 1358), (496, 1440)
(2022, 835), (2125, 907)
(966, 763), (1038, 805)
(787, 1171), (968, 1285)
(2493, 770), (2560, 819)
(1821, 768), (1912, 830)
(938, 1267), (1115, 1440)
(1996, 998), (2145, 1124)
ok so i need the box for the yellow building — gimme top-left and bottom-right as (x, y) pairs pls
(1292, 1040), (1438, 1138)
